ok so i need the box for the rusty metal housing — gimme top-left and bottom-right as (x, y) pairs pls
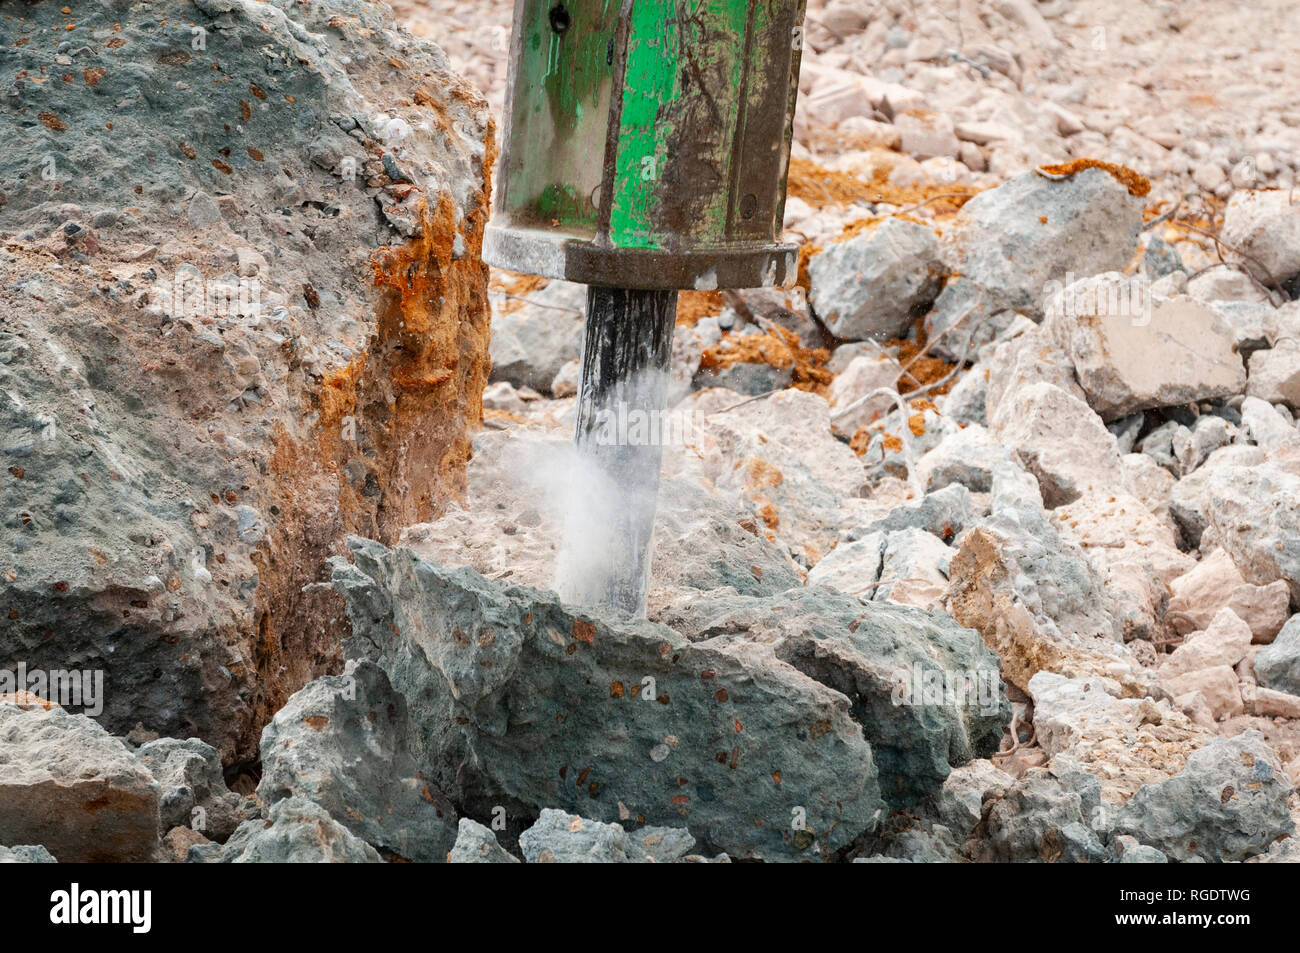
(484, 0), (808, 291)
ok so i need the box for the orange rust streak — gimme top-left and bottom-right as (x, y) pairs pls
(786, 155), (979, 212)
(701, 325), (832, 395)
(1036, 158), (1151, 197)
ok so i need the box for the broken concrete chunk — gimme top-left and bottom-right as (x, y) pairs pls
(1047, 285), (1246, 420)
(447, 818), (521, 863)
(329, 539), (886, 861)
(1206, 461), (1300, 601)
(926, 168), (1145, 353)
(1247, 339), (1300, 411)
(827, 353), (903, 436)
(1221, 189), (1300, 287)
(1167, 549), (1292, 643)
(134, 737), (242, 842)
(188, 796), (382, 863)
(0, 703), (160, 863)
(1029, 672), (1210, 805)
(517, 808), (695, 863)
(1114, 731), (1293, 862)
(1160, 608), (1254, 678)
(1254, 616), (1300, 697)
(809, 218), (944, 341)
(258, 659), (458, 863)
(0, 845), (57, 863)
(991, 381), (1125, 507)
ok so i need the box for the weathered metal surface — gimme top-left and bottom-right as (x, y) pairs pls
(484, 224), (798, 288)
(486, 0), (807, 291)
(496, 0), (622, 234)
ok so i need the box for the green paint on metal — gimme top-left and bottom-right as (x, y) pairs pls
(536, 182), (588, 222)
(607, 1), (679, 249)
(503, 0), (620, 231)
(609, 0), (758, 250)
(682, 0), (751, 245)
(536, 5), (609, 132)
(489, 0), (806, 287)
(705, 0), (755, 241)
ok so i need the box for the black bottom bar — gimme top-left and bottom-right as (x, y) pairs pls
(4, 862), (1281, 939)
